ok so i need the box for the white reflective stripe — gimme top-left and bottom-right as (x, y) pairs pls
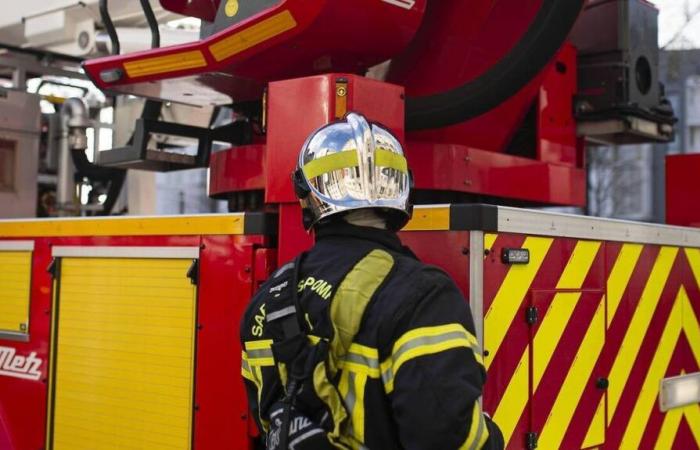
(266, 305), (297, 322)
(290, 428), (325, 450)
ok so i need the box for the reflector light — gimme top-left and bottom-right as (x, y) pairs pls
(502, 248), (530, 264)
(659, 372), (700, 412)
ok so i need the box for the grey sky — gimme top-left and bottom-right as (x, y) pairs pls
(653, 0), (700, 48)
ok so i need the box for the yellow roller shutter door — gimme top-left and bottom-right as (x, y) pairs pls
(0, 250), (32, 335)
(50, 257), (197, 450)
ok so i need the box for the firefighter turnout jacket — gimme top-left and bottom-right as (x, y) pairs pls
(240, 222), (504, 450)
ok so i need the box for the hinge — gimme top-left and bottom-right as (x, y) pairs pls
(187, 259), (199, 286)
(526, 431), (538, 450)
(46, 258), (58, 279)
(525, 306), (539, 325)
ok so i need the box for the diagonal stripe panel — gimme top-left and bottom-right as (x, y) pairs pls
(607, 243), (644, 325)
(685, 403), (700, 448)
(537, 296), (605, 449)
(492, 240), (600, 446)
(685, 248), (700, 289)
(655, 406), (684, 450)
(485, 237), (553, 370)
(608, 246), (679, 425)
(619, 286), (685, 449)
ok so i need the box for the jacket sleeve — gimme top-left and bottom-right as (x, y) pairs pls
(385, 267), (504, 450)
(240, 294), (284, 440)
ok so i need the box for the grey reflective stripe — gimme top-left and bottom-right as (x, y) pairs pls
(242, 357), (252, 373)
(381, 366), (394, 386)
(344, 372), (357, 437)
(468, 413), (486, 450)
(274, 262), (295, 278)
(247, 348), (273, 360)
(266, 305), (297, 322)
(391, 330), (475, 366)
(344, 352), (379, 370)
(290, 428), (325, 450)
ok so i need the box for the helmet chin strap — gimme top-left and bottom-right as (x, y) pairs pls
(343, 209), (388, 230)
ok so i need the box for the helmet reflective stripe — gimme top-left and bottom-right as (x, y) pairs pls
(295, 113), (412, 230)
(302, 149), (407, 179)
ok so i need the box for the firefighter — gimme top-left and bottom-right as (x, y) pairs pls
(240, 113), (504, 450)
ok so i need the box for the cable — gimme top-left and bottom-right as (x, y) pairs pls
(98, 0), (120, 55)
(139, 0), (161, 48)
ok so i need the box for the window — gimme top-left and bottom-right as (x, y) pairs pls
(0, 139), (16, 192)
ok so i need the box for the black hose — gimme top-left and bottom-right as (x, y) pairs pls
(89, 0), (164, 215)
(98, 0), (120, 55)
(405, 0), (584, 130)
(139, 0), (161, 48)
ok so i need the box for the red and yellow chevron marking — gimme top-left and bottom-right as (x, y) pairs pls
(482, 234), (700, 450)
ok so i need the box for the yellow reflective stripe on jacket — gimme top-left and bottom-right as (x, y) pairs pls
(326, 249), (395, 448)
(244, 339), (275, 366)
(329, 249), (395, 377)
(459, 402), (490, 450)
(339, 343), (381, 378)
(381, 324), (481, 393)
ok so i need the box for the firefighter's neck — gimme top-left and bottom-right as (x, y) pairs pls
(343, 210), (387, 230)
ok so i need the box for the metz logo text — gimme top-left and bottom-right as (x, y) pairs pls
(0, 346), (42, 381)
(382, 0), (416, 10)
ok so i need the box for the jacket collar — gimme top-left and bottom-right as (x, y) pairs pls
(315, 221), (414, 257)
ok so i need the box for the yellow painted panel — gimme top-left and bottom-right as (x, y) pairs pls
(538, 297), (606, 449)
(607, 244), (643, 326)
(402, 206), (450, 231)
(123, 50), (207, 78)
(209, 10), (297, 61)
(485, 233), (498, 253)
(51, 257), (196, 450)
(0, 214), (244, 237)
(583, 396), (606, 448)
(0, 251), (31, 333)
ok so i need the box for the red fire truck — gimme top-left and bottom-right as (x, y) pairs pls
(1, 1), (698, 449)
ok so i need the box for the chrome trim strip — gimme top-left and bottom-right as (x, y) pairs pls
(469, 231), (485, 352)
(0, 241), (34, 251)
(0, 331), (30, 343)
(497, 206), (700, 247)
(51, 246), (200, 259)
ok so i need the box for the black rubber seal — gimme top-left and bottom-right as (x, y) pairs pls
(405, 0), (584, 130)
(449, 204), (498, 231)
(244, 212), (279, 235)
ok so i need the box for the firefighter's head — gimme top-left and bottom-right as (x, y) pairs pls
(292, 112), (412, 231)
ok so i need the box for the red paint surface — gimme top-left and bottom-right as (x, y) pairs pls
(406, 142), (586, 206)
(209, 145), (265, 197)
(83, 0), (425, 104)
(537, 44), (579, 167)
(666, 154), (700, 227)
(399, 231), (470, 296)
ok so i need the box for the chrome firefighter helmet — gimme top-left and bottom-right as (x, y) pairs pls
(293, 113), (412, 230)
